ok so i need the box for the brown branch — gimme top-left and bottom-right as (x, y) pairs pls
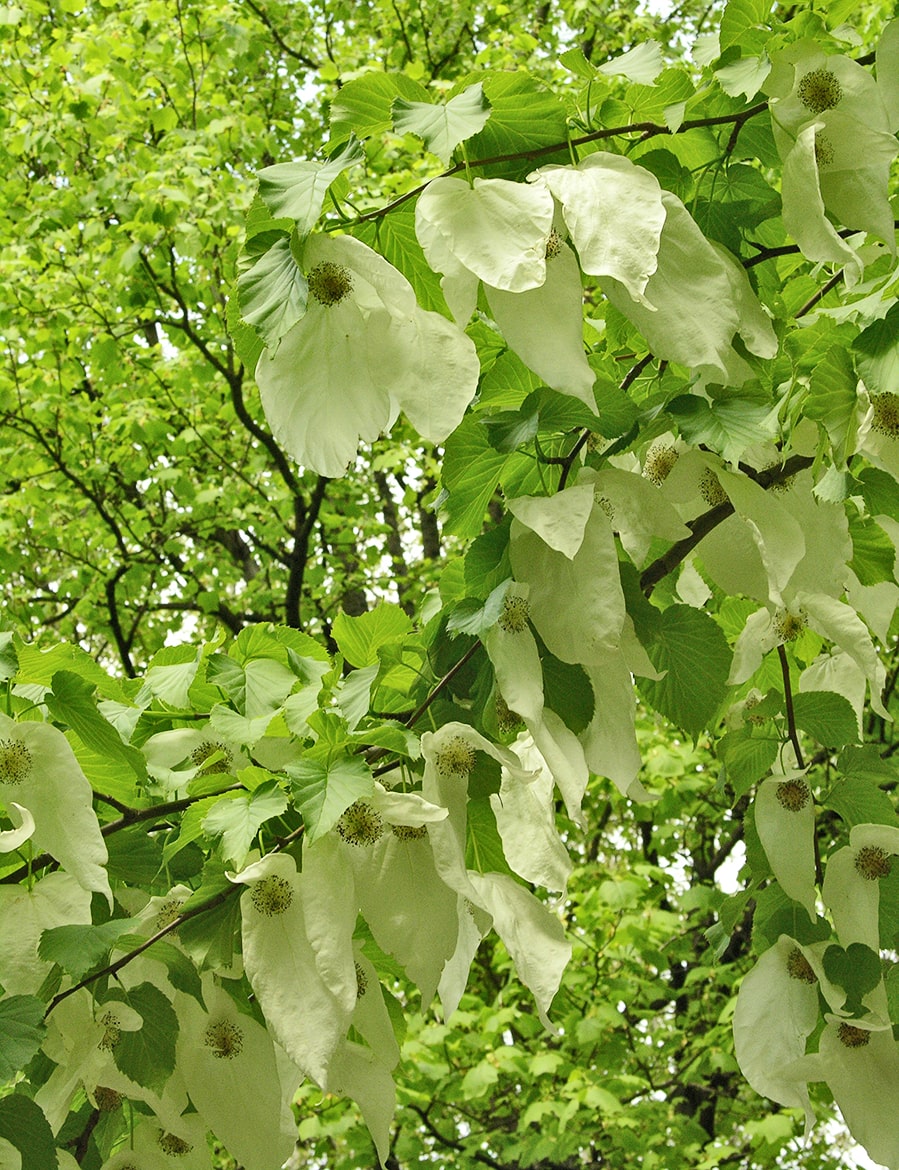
(778, 643), (805, 770)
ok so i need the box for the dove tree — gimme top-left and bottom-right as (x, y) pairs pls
(2, 1), (899, 1169)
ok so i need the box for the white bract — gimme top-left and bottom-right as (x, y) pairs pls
(255, 233), (479, 477)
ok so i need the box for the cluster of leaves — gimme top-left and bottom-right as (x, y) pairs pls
(3, 0), (899, 1169)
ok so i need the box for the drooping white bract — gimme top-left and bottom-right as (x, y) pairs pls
(732, 934), (821, 1131)
(493, 735), (573, 892)
(532, 152), (666, 305)
(255, 233), (479, 478)
(415, 175), (554, 323)
(509, 489), (627, 665)
(0, 801), (34, 853)
(229, 852), (350, 1086)
(786, 1017), (899, 1170)
(0, 873), (91, 997)
(768, 42), (898, 282)
(141, 727), (250, 792)
(175, 978), (297, 1170)
(582, 466), (690, 566)
(0, 714), (111, 903)
(754, 772), (818, 921)
(822, 823), (899, 950)
(420, 723), (570, 1029)
(414, 176), (598, 406)
(131, 1112), (213, 1170)
(599, 193), (778, 385)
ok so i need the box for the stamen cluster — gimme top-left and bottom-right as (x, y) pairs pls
(855, 844), (892, 881)
(251, 874), (294, 916)
(798, 68), (843, 114)
(699, 468), (728, 507)
(776, 778), (811, 812)
(337, 800), (384, 846)
(390, 822), (428, 842)
(643, 444), (678, 486)
(837, 1022), (871, 1048)
(158, 1131), (194, 1156)
(0, 738), (32, 786)
(190, 740), (233, 775)
(435, 736), (477, 777)
(308, 261), (353, 307)
(498, 593), (530, 634)
(786, 947), (816, 984)
(204, 1018), (244, 1059)
(871, 393), (899, 440)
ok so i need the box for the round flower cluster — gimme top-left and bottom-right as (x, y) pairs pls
(797, 68), (843, 114)
(204, 1018), (245, 1060)
(97, 1013), (121, 1052)
(435, 735), (477, 778)
(251, 874), (294, 916)
(337, 800), (384, 846)
(774, 607), (807, 643)
(189, 740), (233, 776)
(786, 947), (816, 984)
(544, 228), (563, 260)
(0, 738), (32, 786)
(855, 844), (892, 881)
(154, 897), (185, 933)
(355, 961), (368, 998)
(93, 1086), (123, 1112)
(498, 593), (530, 634)
(837, 1022), (871, 1049)
(699, 468), (728, 507)
(776, 778), (811, 812)
(390, 822), (428, 842)
(643, 444), (679, 486)
(157, 1131), (193, 1157)
(494, 693), (524, 735)
(814, 133), (835, 168)
(307, 261), (353, 307)
(871, 392), (899, 440)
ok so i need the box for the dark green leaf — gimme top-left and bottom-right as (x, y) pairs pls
(638, 605), (732, 737)
(0, 996), (46, 1083)
(38, 920), (137, 981)
(0, 1094), (57, 1170)
(107, 981), (178, 1092)
(791, 690), (860, 748)
(542, 653), (594, 736)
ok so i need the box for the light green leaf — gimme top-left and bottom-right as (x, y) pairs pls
(392, 83), (491, 165)
(288, 753), (373, 843)
(668, 394), (776, 465)
(107, 981), (178, 1092)
(596, 41), (663, 83)
(717, 730), (779, 797)
(638, 605), (732, 737)
(332, 604), (412, 668)
(202, 782), (289, 867)
(0, 997), (45, 1083)
(12, 638), (123, 701)
(46, 670), (145, 779)
(237, 234), (308, 349)
(853, 303), (899, 395)
(37, 919), (137, 981)
(330, 75), (429, 145)
(804, 345), (858, 462)
(257, 137), (364, 233)
(719, 0), (772, 51)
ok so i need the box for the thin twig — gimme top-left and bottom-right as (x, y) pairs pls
(778, 643), (805, 770)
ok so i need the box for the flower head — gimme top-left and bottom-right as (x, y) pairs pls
(0, 738), (32, 786)
(256, 234), (479, 477)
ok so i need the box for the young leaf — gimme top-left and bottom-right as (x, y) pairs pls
(392, 83), (492, 165)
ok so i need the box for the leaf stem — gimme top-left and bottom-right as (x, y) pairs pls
(777, 643), (805, 770)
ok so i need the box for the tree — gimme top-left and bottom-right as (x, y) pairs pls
(1, 1), (899, 1169)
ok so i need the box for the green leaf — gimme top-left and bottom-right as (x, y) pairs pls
(330, 74), (429, 144)
(287, 753), (373, 843)
(442, 416), (508, 538)
(452, 72), (569, 177)
(12, 637), (123, 701)
(858, 467), (899, 522)
(719, 0), (773, 51)
(668, 394), (775, 465)
(46, 670), (146, 780)
(257, 136), (364, 232)
(237, 234), (308, 349)
(333, 604), (413, 668)
(804, 346), (858, 462)
(482, 408), (539, 454)
(149, 940), (204, 1006)
(104, 824), (164, 886)
(824, 747), (899, 828)
(202, 781), (289, 866)
(106, 981), (178, 1091)
(853, 303), (899, 395)
(717, 730), (779, 798)
(392, 83), (492, 165)
(823, 942), (882, 1011)
(446, 582), (508, 639)
(791, 690), (860, 748)
(638, 605), (732, 737)
(0, 1095), (57, 1170)
(38, 919), (137, 981)
(466, 797), (514, 876)
(849, 515), (896, 586)
(542, 652), (594, 736)
(354, 207), (447, 314)
(464, 517), (513, 599)
(0, 996), (46, 1083)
